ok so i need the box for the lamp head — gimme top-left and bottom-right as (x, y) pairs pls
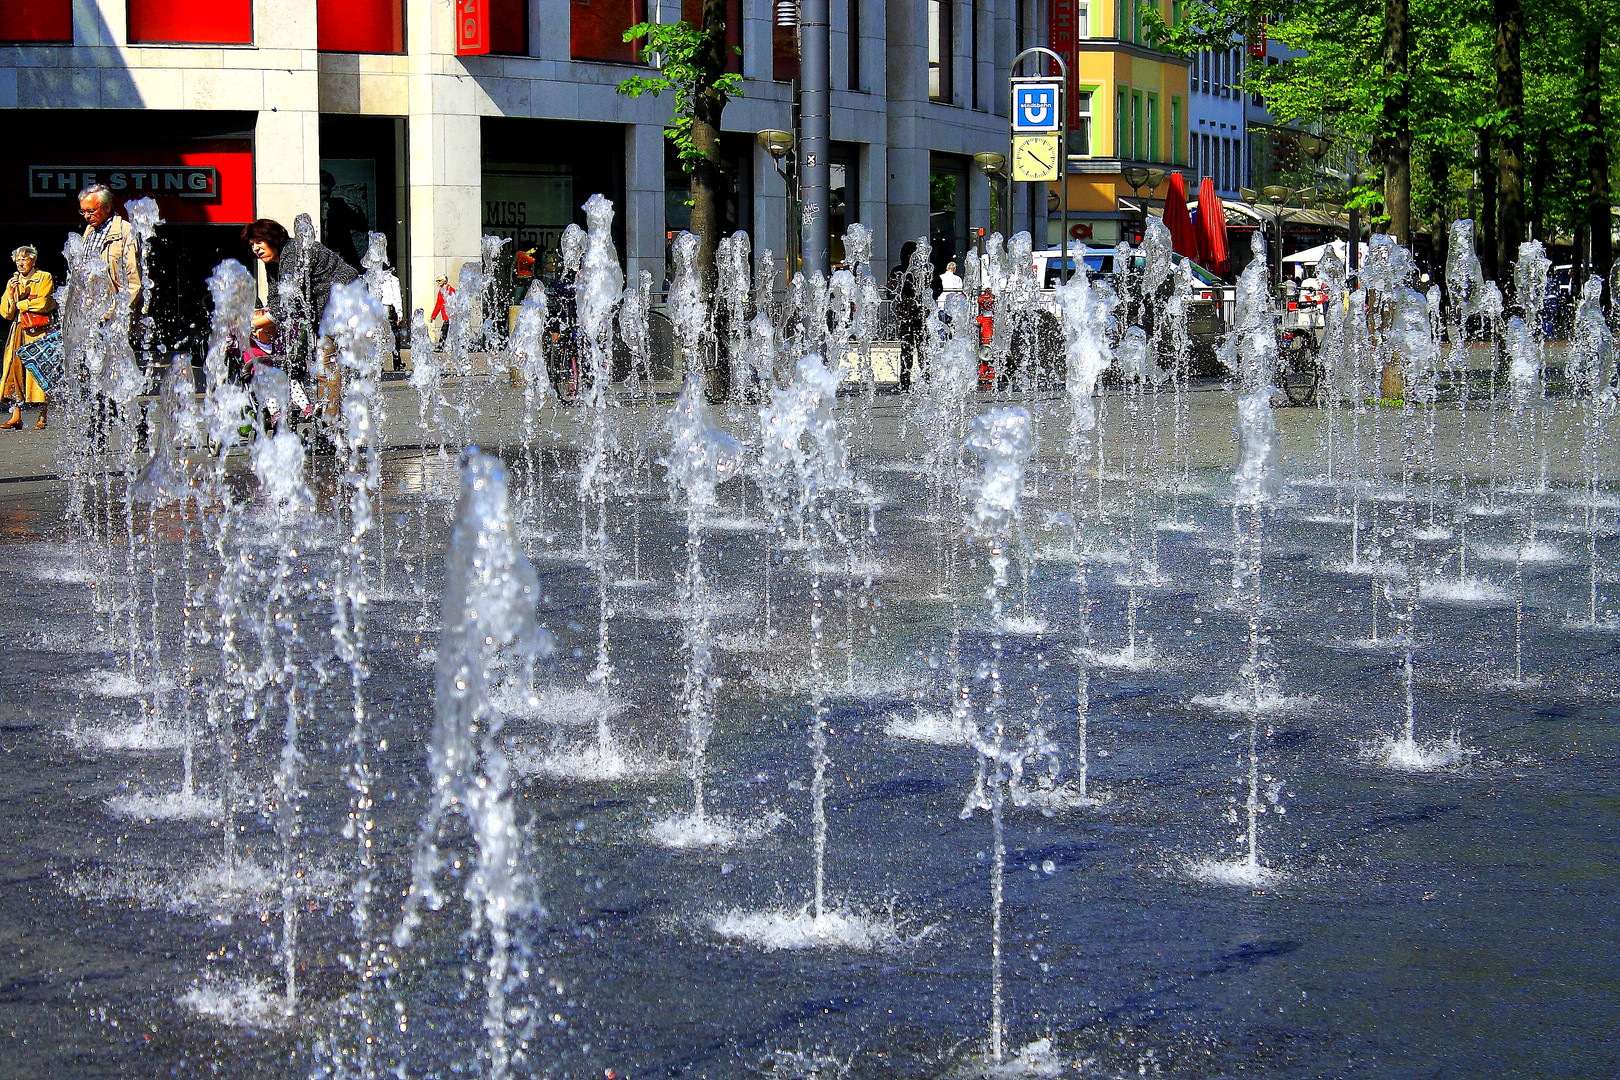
(756, 129), (795, 160)
(1123, 165), (1151, 190)
(973, 151), (1008, 179)
(1146, 168), (1167, 191)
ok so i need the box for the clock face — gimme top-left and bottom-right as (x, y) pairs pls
(1012, 134), (1061, 183)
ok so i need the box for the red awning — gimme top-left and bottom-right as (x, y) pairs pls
(1163, 172), (1201, 267)
(1197, 176), (1230, 278)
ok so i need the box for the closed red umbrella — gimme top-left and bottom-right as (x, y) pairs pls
(1197, 176), (1230, 278)
(1163, 172), (1201, 266)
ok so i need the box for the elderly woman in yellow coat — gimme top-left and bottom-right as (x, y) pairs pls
(0, 245), (56, 429)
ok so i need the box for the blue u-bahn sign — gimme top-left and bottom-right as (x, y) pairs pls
(1011, 80), (1062, 133)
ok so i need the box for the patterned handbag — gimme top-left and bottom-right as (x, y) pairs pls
(18, 329), (63, 393)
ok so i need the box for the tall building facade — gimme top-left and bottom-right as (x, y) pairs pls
(0, 0), (1039, 334)
(1047, 0), (1189, 248)
(1185, 40), (1246, 198)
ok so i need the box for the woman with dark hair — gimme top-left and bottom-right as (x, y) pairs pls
(241, 217), (359, 429)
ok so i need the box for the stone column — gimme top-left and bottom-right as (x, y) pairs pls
(253, 0), (320, 232)
(625, 122), (668, 292)
(533, 0), (569, 61)
(405, 0), (484, 316)
(884, 0), (929, 268)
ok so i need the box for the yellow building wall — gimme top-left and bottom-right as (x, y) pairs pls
(1052, 0), (1192, 233)
(1067, 0), (1188, 164)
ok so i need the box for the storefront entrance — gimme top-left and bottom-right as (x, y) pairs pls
(481, 116), (625, 315)
(0, 109), (255, 366)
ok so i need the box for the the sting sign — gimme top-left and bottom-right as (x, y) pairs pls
(30, 166), (219, 199)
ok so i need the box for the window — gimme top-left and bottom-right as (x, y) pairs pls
(775, 0), (800, 81)
(1188, 133), (1197, 174)
(129, 0), (252, 44)
(1170, 97), (1181, 164)
(970, 0), (979, 108)
(848, 0), (862, 91)
(682, 0), (742, 72)
(490, 0), (528, 55)
(1221, 138), (1231, 189)
(1115, 0), (1126, 42)
(828, 146), (862, 261)
(1077, 2), (1089, 37)
(318, 0), (404, 52)
(1201, 133), (1211, 178)
(1069, 90), (1093, 157)
(929, 0), (953, 103)
(1131, 89), (1143, 160)
(1146, 94), (1158, 161)
(0, 0), (70, 42)
(1117, 88), (1128, 157)
(571, 0), (644, 63)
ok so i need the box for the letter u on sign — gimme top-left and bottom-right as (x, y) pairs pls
(1011, 83), (1060, 133)
(456, 0), (489, 55)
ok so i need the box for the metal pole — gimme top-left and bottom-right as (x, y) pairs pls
(799, 0), (831, 276)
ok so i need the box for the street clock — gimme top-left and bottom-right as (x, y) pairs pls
(1011, 133), (1061, 182)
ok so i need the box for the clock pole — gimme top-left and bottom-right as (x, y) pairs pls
(1010, 48), (1070, 283)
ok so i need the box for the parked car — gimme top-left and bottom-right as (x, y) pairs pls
(1033, 249), (1230, 375)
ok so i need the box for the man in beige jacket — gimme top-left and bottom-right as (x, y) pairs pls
(77, 183), (143, 448)
(77, 183), (141, 327)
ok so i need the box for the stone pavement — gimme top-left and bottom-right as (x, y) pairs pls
(0, 373), (1609, 491)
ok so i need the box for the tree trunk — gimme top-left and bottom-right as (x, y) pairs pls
(1480, 127), (1498, 281)
(1585, 22), (1611, 306)
(1429, 142), (1450, 291)
(1381, 0), (1411, 246)
(689, 0), (729, 280)
(688, 0), (730, 397)
(1527, 127), (1549, 242)
(1494, 0), (1525, 293)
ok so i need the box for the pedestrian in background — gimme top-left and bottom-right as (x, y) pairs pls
(431, 275), (455, 350)
(888, 241), (927, 391)
(0, 245), (56, 429)
(78, 184), (140, 324)
(78, 184), (141, 447)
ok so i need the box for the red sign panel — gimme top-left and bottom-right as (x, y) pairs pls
(9, 145), (255, 224)
(0, 0), (71, 42)
(1248, 20), (1267, 59)
(1048, 0), (1081, 128)
(128, 0), (252, 45)
(457, 0), (490, 55)
(318, 0), (404, 54)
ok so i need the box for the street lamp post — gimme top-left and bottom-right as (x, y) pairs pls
(799, 0), (830, 276)
(757, 129), (798, 288)
(1261, 184), (1293, 292)
(1122, 165), (1165, 245)
(973, 151), (1009, 239)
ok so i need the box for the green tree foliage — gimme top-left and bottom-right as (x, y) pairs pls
(1147, 0), (1620, 283)
(616, 8), (743, 289)
(616, 20), (744, 176)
